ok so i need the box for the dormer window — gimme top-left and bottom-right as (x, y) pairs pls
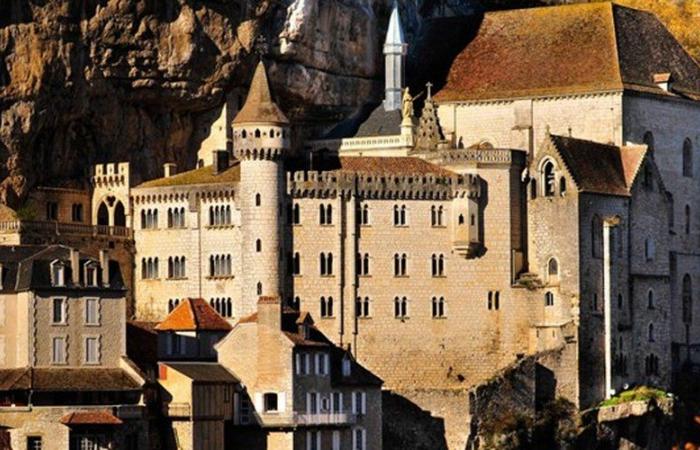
(342, 355), (352, 377)
(84, 261), (99, 287)
(51, 260), (66, 287)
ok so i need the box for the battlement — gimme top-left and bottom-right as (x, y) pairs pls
(287, 170), (480, 200)
(92, 162), (130, 187)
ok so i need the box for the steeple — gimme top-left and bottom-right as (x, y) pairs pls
(383, 2), (407, 112)
(233, 61), (289, 126)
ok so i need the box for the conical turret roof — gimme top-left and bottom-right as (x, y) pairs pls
(384, 2), (405, 46)
(232, 61), (290, 126)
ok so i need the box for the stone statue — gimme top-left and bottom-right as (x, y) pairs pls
(402, 87), (414, 120)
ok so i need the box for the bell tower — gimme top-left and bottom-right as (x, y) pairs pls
(232, 61), (290, 316)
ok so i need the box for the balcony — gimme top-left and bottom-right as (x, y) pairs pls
(257, 412), (356, 428)
(0, 220), (132, 239)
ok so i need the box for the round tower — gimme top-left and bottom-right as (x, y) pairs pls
(232, 61), (290, 317)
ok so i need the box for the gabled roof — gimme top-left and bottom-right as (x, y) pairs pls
(435, 3), (700, 102)
(232, 61), (289, 125)
(60, 410), (123, 426)
(135, 163), (240, 189)
(156, 298), (232, 332)
(548, 134), (648, 197)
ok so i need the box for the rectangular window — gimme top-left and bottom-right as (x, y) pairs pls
(353, 428), (366, 450)
(352, 391), (366, 415)
(85, 298), (99, 325)
(51, 336), (66, 364)
(332, 431), (340, 450)
(52, 298), (66, 324)
(84, 337), (99, 364)
(306, 431), (321, 450)
(27, 436), (43, 450)
(332, 392), (343, 413)
(308, 392), (320, 414)
(46, 202), (58, 221)
(263, 393), (278, 412)
(239, 396), (252, 425)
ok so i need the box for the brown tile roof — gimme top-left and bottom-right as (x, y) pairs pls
(0, 368), (142, 391)
(549, 134), (647, 196)
(434, 3), (700, 102)
(156, 298), (232, 332)
(232, 61), (289, 125)
(60, 410), (123, 426)
(321, 156), (456, 177)
(162, 362), (239, 383)
(135, 163), (240, 188)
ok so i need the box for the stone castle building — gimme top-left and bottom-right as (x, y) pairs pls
(2, 2), (700, 449)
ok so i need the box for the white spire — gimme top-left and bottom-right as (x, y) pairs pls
(383, 2), (407, 111)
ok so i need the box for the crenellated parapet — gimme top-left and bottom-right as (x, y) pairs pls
(287, 170), (481, 200)
(92, 163), (130, 188)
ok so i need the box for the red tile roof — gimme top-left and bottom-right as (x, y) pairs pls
(156, 298), (232, 332)
(434, 3), (700, 102)
(60, 410), (123, 426)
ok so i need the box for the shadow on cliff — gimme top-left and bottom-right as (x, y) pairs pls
(383, 391), (448, 450)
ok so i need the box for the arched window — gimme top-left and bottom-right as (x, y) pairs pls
(292, 203), (300, 225)
(431, 206), (436, 226)
(113, 201), (126, 227)
(683, 138), (693, 177)
(241, 129), (247, 139)
(530, 179), (537, 199)
(292, 253), (300, 275)
(394, 254), (400, 276)
(394, 297), (408, 318)
(320, 253), (333, 276)
(97, 203), (109, 226)
(361, 204), (370, 225)
(458, 214), (465, 225)
(547, 258), (559, 279)
(559, 177), (567, 196)
(393, 205), (400, 225)
(545, 292), (554, 307)
(648, 323), (655, 342)
(255, 193), (261, 207)
(256, 239), (262, 252)
(685, 205), (691, 235)
(254, 129), (261, 138)
(355, 296), (370, 318)
(432, 296), (446, 318)
(320, 296), (333, 318)
(683, 274), (693, 324)
(487, 292), (493, 310)
(400, 254), (407, 276)
(648, 290), (655, 309)
(542, 160), (556, 197)
(257, 282), (262, 296)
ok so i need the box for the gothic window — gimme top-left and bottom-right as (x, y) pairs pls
(683, 274), (693, 324)
(394, 297), (408, 318)
(292, 203), (301, 225)
(393, 205), (407, 226)
(683, 138), (693, 177)
(685, 205), (691, 235)
(356, 253), (370, 276)
(360, 204), (370, 226)
(355, 297), (370, 318)
(114, 201), (126, 227)
(209, 254), (232, 277)
(547, 258), (559, 281)
(542, 160), (556, 197)
(431, 254), (445, 277)
(559, 177), (567, 196)
(319, 204), (333, 225)
(432, 296), (445, 318)
(255, 193), (261, 207)
(254, 129), (261, 138)
(320, 296), (334, 318)
(141, 257), (159, 279)
(141, 209), (158, 229)
(648, 323), (655, 342)
(167, 256), (186, 279)
(320, 253), (334, 276)
(167, 207), (186, 228)
(209, 298), (233, 318)
(256, 239), (262, 252)
(209, 205), (232, 226)
(648, 289), (655, 309)
(545, 292), (554, 307)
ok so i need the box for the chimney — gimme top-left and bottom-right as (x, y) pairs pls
(99, 249), (110, 286)
(163, 163), (177, 178)
(212, 150), (230, 175)
(653, 72), (673, 92)
(70, 248), (80, 285)
(257, 296), (281, 331)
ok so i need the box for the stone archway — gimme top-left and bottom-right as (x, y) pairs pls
(97, 202), (109, 226)
(114, 201), (126, 227)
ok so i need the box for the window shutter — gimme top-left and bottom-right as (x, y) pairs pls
(324, 354), (330, 376)
(278, 392), (286, 413)
(306, 393), (311, 415)
(295, 354), (301, 375)
(333, 431), (340, 450)
(339, 393), (344, 413)
(307, 432), (312, 450)
(315, 353), (320, 375)
(234, 393), (240, 425)
(361, 392), (366, 415)
(352, 428), (357, 450)
(362, 428), (366, 450)
(352, 391), (357, 414)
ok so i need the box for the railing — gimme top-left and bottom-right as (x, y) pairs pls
(162, 403), (191, 418)
(258, 411), (357, 427)
(0, 220), (132, 239)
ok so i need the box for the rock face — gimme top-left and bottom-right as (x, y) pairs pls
(0, 0), (392, 204)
